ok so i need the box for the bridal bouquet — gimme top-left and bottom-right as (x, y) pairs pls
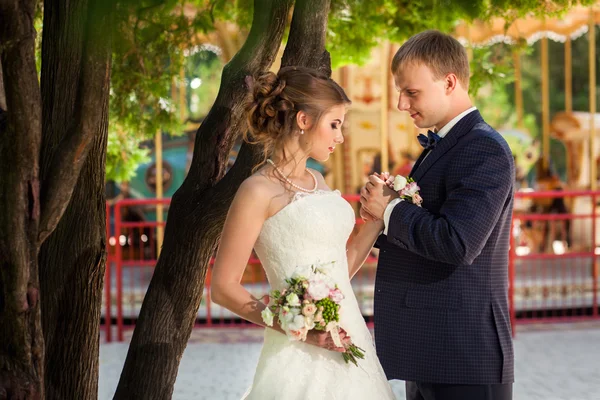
(383, 173), (423, 207)
(261, 262), (365, 366)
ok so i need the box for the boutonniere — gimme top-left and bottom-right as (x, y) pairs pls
(385, 175), (423, 207)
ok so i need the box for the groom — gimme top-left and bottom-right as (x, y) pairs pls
(360, 30), (515, 400)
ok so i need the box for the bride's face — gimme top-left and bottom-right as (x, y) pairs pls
(305, 105), (346, 162)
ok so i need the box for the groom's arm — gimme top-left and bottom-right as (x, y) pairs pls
(385, 136), (514, 265)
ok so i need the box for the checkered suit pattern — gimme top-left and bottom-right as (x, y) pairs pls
(374, 110), (515, 385)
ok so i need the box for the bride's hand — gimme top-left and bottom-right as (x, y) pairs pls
(305, 328), (352, 353)
(359, 205), (379, 222)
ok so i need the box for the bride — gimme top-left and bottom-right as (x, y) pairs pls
(211, 66), (395, 400)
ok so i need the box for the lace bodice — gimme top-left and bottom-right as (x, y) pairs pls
(253, 190), (356, 291)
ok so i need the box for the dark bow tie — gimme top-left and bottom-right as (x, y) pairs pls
(417, 130), (441, 150)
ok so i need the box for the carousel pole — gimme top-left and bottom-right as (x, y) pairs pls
(563, 36), (573, 187)
(465, 25), (473, 62)
(541, 26), (550, 171)
(380, 41), (390, 173)
(589, 9), (597, 190)
(589, 6), (598, 318)
(513, 48), (524, 129)
(565, 37), (573, 113)
(154, 130), (164, 257)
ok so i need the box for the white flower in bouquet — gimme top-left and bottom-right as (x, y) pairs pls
(288, 314), (306, 332)
(286, 292), (301, 307)
(278, 307), (296, 328)
(393, 175), (408, 191)
(261, 307), (274, 327)
(307, 278), (331, 300)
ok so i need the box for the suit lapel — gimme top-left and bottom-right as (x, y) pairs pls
(408, 149), (428, 178)
(411, 110), (484, 182)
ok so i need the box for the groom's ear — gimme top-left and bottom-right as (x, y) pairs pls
(444, 73), (459, 93)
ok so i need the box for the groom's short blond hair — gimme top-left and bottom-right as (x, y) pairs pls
(392, 30), (470, 89)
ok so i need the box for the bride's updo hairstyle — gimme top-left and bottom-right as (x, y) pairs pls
(245, 66), (351, 164)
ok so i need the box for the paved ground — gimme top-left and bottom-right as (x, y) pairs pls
(99, 322), (600, 400)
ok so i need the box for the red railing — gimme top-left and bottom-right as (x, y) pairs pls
(103, 190), (600, 341)
(509, 190), (600, 334)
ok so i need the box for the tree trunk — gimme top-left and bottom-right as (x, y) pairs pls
(1, 0), (112, 397)
(114, 0), (332, 398)
(0, 60), (6, 111)
(0, 0), (45, 397)
(113, 1), (293, 398)
(38, 0), (112, 398)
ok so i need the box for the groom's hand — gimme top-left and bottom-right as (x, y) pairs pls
(360, 174), (398, 220)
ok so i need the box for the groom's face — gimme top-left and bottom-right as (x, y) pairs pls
(393, 62), (449, 131)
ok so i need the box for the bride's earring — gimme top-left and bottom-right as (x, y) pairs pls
(299, 129), (304, 135)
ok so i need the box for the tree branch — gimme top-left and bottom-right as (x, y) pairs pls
(37, 1), (112, 245)
(183, 0), (293, 192)
(281, 0), (332, 73)
(230, 0), (333, 178)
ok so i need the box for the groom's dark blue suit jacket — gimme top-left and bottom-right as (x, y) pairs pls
(374, 110), (515, 385)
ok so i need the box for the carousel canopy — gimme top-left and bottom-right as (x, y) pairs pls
(454, 3), (600, 46)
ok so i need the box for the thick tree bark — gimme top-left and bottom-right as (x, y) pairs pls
(114, 0), (292, 398)
(0, 60), (6, 111)
(38, 0), (112, 399)
(0, 0), (112, 398)
(114, 0), (332, 398)
(37, 0), (112, 245)
(0, 0), (45, 398)
(280, 0), (332, 73)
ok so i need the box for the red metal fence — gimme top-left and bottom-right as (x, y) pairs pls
(103, 190), (600, 342)
(509, 190), (599, 334)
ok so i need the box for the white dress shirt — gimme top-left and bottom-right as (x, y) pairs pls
(382, 107), (477, 235)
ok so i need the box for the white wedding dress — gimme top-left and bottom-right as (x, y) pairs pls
(242, 190), (395, 400)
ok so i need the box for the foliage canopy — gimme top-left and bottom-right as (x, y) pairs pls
(34, 0), (594, 181)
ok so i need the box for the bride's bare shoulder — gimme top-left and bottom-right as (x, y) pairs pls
(237, 167), (283, 199)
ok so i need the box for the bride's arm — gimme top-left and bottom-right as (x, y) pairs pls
(346, 220), (384, 278)
(210, 178), (284, 333)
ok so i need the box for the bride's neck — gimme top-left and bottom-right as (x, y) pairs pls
(269, 150), (308, 178)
